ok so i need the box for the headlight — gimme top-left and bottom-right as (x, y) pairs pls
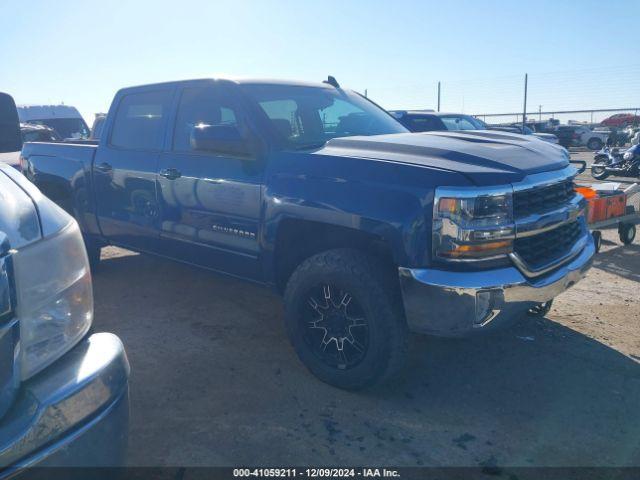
(433, 188), (515, 261)
(623, 151), (633, 160)
(12, 220), (93, 380)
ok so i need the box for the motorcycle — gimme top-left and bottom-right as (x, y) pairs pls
(591, 144), (640, 180)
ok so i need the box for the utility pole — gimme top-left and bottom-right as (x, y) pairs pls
(538, 105), (542, 122)
(364, 89), (368, 98)
(522, 73), (528, 129)
(437, 81), (441, 112)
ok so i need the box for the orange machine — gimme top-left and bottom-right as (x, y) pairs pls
(576, 186), (626, 224)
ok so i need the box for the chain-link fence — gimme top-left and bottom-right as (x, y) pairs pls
(364, 64), (640, 127)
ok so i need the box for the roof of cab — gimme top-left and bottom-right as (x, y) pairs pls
(16, 105), (83, 121)
(117, 77), (339, 93)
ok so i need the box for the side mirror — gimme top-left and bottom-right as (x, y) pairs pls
(190, 124), (253, 158)
(0, 93), (22, 154)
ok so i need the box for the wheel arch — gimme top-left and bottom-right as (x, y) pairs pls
(270, 218), (401, 294)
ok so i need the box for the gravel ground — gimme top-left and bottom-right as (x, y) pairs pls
(92, 151), (640, 467)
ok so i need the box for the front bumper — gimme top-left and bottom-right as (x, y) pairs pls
(0, 333), (130, 475)
(399, 237), (595, 336)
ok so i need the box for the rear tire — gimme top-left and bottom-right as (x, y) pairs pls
(283, 249), (408, 390)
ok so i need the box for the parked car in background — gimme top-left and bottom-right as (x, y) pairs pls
(20, 122), (59, 143)
(553, 125), (580, 148)
(389, 110), (488, 132)
(488, 123), (559, 144)
(601, 113), (640, 128)
(554, 125), (609, 150)
(22, 77), (593, 389)
(576, 126), (609, 150)
(91, 113), (107, 140)
(17, 104), (90, 140)
(527, 119), (559, 133)
(0, 92), (130, 471)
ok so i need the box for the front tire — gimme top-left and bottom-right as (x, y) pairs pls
(592, 230), (602, 253)
(283, 249), (408, 390)
(591, 157), (610, 180)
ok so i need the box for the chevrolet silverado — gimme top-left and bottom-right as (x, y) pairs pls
(20, 78), (595, 389)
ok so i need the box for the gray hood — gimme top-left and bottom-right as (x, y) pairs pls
(321, 130), (570, 186)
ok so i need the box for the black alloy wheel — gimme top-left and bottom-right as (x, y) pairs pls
(302, 283), (369, 370)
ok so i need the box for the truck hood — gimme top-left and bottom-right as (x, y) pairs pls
(320, 130), (570, 186)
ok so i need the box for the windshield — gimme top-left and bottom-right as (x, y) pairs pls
(440, 115), (486, 131)
(239, 84), (407, 149)
(28, 117), (89, 139)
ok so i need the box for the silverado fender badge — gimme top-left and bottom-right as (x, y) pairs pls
(211, 224), (256, 239)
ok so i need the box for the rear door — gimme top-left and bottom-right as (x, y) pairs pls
(93, 88), (175, 252)
(156, 82), (264, 280)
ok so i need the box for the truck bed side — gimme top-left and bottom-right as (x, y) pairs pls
(20, 141), (101, 238)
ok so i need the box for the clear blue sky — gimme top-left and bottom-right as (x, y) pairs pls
(2, 0), (639, 123)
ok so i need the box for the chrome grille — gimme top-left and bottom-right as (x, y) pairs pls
(514, 220), (582, 270)
(514, 179), (576, 218)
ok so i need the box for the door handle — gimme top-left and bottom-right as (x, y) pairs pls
(95, 162), (112, 172)
(159, 168), (182, 180)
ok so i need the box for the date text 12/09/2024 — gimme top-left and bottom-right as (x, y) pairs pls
(233, 468), (401, 478)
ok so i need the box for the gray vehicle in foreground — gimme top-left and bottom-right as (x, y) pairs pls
(0, 92), (129, 475)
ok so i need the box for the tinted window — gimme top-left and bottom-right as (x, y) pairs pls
(173, 86), (240, 152)
(405, 115), (444, 132)
(239, 84), (406, 149)
(110, 90), (172, 150)
(28, 118), (89, 139)
(22, 129), (58, 142)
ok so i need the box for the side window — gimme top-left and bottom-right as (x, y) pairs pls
(173, 86), (240, 152)
(110, 90), (172, 150)
(257, 99), (299, 139)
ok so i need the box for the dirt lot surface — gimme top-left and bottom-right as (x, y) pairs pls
(93, 151), (640, 467)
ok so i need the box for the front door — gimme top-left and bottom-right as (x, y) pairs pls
(93, 88), (174, 252)
(156, 82), (264, 280)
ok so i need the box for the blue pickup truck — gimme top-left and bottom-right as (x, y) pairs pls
(21, 78), (595, 389)
(0, 92), (129, 473)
